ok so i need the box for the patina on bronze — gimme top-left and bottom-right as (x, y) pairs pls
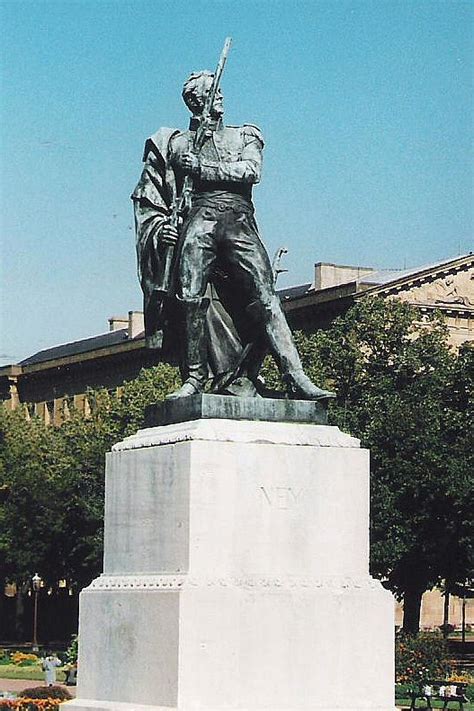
(132, 40), (335, 402)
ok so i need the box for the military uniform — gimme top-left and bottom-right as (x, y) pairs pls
(168, 124), (276, 312)
(132, 120), (334, 401)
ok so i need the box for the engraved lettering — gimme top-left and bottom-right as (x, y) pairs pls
(259, 486), (272, 505)
(275, 487), (291, 509)
(259, 486), (305, 509)
(289, 488), (304, 504)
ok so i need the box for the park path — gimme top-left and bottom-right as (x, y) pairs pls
(0, 678), (75, 697)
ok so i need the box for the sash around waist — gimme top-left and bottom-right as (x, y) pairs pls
(192, 190), (254, 214)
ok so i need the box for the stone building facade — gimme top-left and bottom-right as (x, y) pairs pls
(281, 253), (473, 348)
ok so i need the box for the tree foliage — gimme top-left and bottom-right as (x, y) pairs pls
(0, 363), (180, 591)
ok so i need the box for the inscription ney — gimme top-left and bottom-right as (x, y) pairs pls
(259, 486), (304, 510)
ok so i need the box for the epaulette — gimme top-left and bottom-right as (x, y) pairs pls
(242, 123), (264, 145)
(169, 129), (187, 140)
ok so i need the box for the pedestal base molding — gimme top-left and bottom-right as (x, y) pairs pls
(87, 572), (383, 592)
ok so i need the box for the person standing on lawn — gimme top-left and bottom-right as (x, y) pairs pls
(41, 652), (61, 686)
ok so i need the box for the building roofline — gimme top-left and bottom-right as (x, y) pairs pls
(314, 261), (375, 271)
(359, 253), (473, 295)
(16, 337), (145, 375)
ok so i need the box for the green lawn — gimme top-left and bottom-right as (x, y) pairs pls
(396, 701), (474, 710)
(0, 664), (67, 681)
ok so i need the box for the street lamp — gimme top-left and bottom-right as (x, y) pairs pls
(32, 573), (41, 652)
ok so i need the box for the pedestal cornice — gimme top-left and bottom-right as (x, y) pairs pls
(113, 419), (359, 451)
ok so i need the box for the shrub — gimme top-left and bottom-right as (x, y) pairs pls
(11, 653), (39, 666)
(396, 631), (451, 684)
(438, 623), (456, 635)
(66, 634), (78, 665)
(19, 686), (71, 701)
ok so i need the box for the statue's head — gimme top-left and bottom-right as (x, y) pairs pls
(182, 71), (224, 117)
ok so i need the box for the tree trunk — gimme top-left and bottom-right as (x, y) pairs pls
(462, 589), (466, 652)
(403, 587), (424, 634)
(443, 587), (450, 638)
(15, 589), (25, 641)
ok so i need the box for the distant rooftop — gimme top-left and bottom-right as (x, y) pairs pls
(278, 283), (313, 300)
(16, 310), (146, 368)
(360, 254), (472, 287)
(19, 329), (130, 366)
(279, 254), (472, 301)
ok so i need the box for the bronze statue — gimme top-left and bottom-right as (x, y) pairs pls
(132, 41), (334, 402)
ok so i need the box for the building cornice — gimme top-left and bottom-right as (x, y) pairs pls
(0, 364), (23, 377)
(281, 281), (358, 312)
(356, 254), (473, 300)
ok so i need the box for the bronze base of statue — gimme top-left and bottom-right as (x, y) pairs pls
(145, 392), (329, 428)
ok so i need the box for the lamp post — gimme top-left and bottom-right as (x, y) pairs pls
(32, 573), (41, 652)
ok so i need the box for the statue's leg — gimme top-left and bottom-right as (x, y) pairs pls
(166, 296), (210, 399)
(223, 213), (335, 401)
(248, 295), (335, 400)
(166, 210), (217, 399)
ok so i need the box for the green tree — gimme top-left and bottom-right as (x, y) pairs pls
(0, 407), (66, 586)
(0, 363), (180, 593)
(437, 344), (474, 607)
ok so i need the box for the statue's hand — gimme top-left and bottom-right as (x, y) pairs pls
(179, 151), (200, 176)
(157, 223), (179, 248)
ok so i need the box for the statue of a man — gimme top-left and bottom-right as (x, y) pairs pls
(132, 70), (334, 402)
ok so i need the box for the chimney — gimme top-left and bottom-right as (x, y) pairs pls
(128, 311), (145, 339)
(313, 263), (375, 290)
(108, 316), (128, 332)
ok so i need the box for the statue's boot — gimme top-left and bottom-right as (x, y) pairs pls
(248, 297), (335, 401)
(166, 297), (209, 400)
(283, 369), (335, 401)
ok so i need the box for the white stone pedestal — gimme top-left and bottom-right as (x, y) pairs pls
(67, 418), (395, 710)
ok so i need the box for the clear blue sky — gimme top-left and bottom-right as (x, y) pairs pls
(1, 0), (473, 364)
